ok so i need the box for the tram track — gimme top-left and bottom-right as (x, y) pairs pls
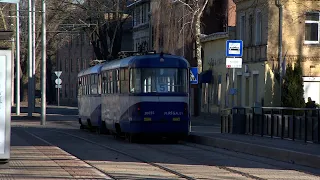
(142, 144), (266, 180)
(37, 121), (320, 179)
(23, 128), (195, 180)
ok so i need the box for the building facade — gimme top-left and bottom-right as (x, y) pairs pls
(56, 33), (96, 106)
(201, 0), (320, 112)
(128, 0), (152, 51)
(56, 21), (133, 106)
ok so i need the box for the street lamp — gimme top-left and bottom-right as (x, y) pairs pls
(0, 0), (21, 115)
(0, 0), (46, 125)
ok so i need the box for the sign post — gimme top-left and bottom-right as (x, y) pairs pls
(55, 71), (62, 106)
(226, 40), (243, 107)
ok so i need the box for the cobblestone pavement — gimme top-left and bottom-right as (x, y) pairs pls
(6, 119), (320, 180)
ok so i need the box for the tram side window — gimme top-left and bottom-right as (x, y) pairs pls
(86, 75), (89, 95)
(115, 69), (120, 93)
(130, 68), (141, 93)
(98, 74), (102, 94)
(90, 74), (98, 95)
(84, 75), (87, 95)
(104, 72), (108, 94)
(78, 78), (82, 96)
(120, 68), (129, 93)
(102, 72), (106, 94)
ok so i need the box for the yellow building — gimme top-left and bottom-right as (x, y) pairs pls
(201, 0), (320, 113)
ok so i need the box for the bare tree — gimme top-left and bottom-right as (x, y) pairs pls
(152, 0), (211, 73)
(72, 0), (131, 60)
(16, 0), (83, 101)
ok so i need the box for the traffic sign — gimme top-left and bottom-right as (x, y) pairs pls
(226, 40), (243, 57)
(55, 78), (62, 85)
(190, 67), (198, 84)
(55, 85), (62, 89)
(226, 58), (242, 68)
(55, 71), (62, 78)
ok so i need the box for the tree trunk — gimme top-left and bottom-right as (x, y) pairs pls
(21, 75), (28, 102)
(195, 15), (202, 73)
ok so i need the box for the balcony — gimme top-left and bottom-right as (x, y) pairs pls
(243, 44), (268, 62)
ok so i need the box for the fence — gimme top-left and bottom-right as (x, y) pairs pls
(221, 107), (320, 143)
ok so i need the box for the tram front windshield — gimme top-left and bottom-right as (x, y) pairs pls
(130, 68), (188, 93)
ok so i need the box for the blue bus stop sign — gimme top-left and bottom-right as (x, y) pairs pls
(190, 67), (198, 84)
(226, 40), (243, 57)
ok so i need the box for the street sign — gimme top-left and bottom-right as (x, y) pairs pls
(55, 71), (62, 78)
(55, 85), (62, 89)
(55, 78), (62, 85)
(190, 67), (198, 85)
(229, 88), (237, 95)
(226, 58), (242, 68)
(226, 40), (243, 57)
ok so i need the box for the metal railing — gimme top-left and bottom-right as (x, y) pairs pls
(221, 107), (320, 143)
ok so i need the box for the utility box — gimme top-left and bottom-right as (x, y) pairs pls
(0, 50), (12, 162)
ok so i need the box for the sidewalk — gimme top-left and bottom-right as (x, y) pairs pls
(189, 116), (320, 170)
(4, 127), (108, 179)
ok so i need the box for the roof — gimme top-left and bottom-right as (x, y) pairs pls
(78, 64), (104, 77)
(101, 54), (190, 71)
(200, 32), (228, 43)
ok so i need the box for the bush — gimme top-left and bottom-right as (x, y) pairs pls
(282, 61), (305, 108)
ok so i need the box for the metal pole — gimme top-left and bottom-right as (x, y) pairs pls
(41, 0), (46, 125)
(28, 0), (33, 117)
(16, 2), (20, 115)
(32, 0), (36, 111)
(276, 0), (283, 106)
(232, 67), (235, 107)
(57, 87), (60, 107)
(182, 4), (184, 57)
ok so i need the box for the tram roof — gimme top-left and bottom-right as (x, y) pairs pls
(78, 63), (104, 77)
(101, 54), (189, 71)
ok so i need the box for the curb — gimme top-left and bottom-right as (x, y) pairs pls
(188, 134), (320, 169)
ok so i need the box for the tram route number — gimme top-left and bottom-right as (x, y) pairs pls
(157, 84), (168, 92)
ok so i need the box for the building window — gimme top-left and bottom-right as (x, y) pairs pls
(77, 58), (80, 71)
(305, 12), (320, 44)
(256, 11), (262, 45)
(135, 6), (141, 26)
(141, 5), (145, 23)
(70, 59), (73, 72)
(249, 14), (254, 46)
(65, 58), (68, 72)
(240, 15), (246, 43)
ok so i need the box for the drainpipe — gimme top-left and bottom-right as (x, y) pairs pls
(276, 0), (283, 106)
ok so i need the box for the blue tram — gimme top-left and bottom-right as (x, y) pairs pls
(77, 64), (105, 132)
(100, 53), (190, 141)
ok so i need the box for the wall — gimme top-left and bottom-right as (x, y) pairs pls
(201, 33), (228, 113)
(267, 0), (320, 76)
